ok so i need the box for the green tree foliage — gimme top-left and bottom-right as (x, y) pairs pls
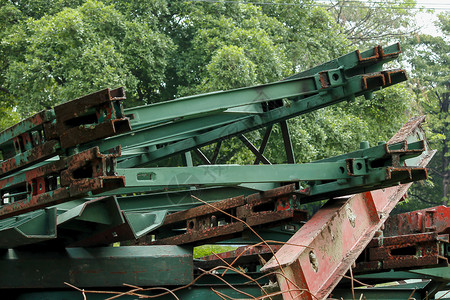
(396, 13), (450, 212)
(326, 0), (418, 46)
(1, 0), (173, 116)
(0, 0), (417, 169)
(163, 1), (291, 97)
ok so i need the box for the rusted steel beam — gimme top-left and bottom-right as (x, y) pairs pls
(139, 184), (307, 245)
(50, 87), (130, 148)
(260, 116), (435, 300)
(355, 232), (449, 273)
(0, 88), (130, 179)
(0, 140), (61, 179)
(384, 205), (450, 237)
(0, 147), (124, 220)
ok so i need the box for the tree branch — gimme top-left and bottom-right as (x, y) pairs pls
(408, 192), (442, 206)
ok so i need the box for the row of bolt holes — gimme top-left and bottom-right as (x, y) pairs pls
(339, 162), (364, 174)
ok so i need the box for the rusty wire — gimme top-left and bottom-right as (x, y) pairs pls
(220, 239), (312, 278)
(211, 288), (232, 300)
(64, 257), (319, 300)
(437, 289), (450, 300)
(341, 275), (372, 287)
(65, 194), (320, 300)
(407, 288), (417, 300)
(191, 194), (315, 299)
(210, 251), (272, 300)
(199, 267), (257, 299)
(349, 266), (355, 300)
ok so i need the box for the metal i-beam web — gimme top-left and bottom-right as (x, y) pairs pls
(0, 43), (443, 299)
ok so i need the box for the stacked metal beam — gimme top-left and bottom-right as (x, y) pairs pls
(0, 43), (441, 299)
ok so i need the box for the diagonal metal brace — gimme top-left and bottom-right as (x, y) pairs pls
(260, 116), (435, 300)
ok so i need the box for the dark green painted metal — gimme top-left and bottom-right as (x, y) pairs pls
(12, 284), (264, 300)
(287, 43), (402, 80)
(0, 246), (193, 289)
(123, 209), (167, 238)
(118, 161), (354, 186)
(0, 110), (55, 146)
(0, 208), (56, 248)
(410, 267), (450, 281)
(125, 68), (344, 130)
(332, 285), (426, 300)
(85, 113), (250, 155)
(118, 70), (406, 168)
(115, 184), (276, 211)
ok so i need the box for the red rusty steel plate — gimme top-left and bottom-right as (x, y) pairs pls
(0, 140), (60, 178)
(0, 177), (125, 220)
(260, 116), (435, 300)
(144, 185), (306, 245)
(53, 87), (125, 124)
(0, 147), (124, 220)
(354, 232), (449, 272)
(384, 205), (450, 237)
(59, 118), (131, 149)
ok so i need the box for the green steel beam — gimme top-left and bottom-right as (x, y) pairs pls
(0, 208), (56, 248)
(409, 267), (450, 281)
(332, 285), (426, 300)
(125, 68), (344, 129)
(118, 70), (406, 168)
(84, 113), (250, 155)
(0, 246), (193, 289)
(287, 43), (402, 80)
(115, 184), (277, 211)
(118, 161), (355, 187)
(356, 267), (450, 282)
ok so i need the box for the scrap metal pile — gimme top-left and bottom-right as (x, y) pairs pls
(0, 43), (447, 299)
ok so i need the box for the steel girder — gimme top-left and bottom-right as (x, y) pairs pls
(260, 116), (435, 300)
(0, 43), (438, 300)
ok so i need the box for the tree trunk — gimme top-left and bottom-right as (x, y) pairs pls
(442, 90), (449, 200)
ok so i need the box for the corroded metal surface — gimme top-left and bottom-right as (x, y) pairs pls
(0, 147), (124, 219)
(260, 116), (433, 300)
(0, 87), (130, 180)
(384, 205), (450, 237)
(141, 184), (308, 245)
(355, 232), (449, 273)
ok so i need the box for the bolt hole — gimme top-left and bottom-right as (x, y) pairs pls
(339, 166), (345, 174)
(309, 250), (319, 272)
(188, 221), (195, 230)
(332, 73), (339, 81)
(356, 162), (363, 170)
